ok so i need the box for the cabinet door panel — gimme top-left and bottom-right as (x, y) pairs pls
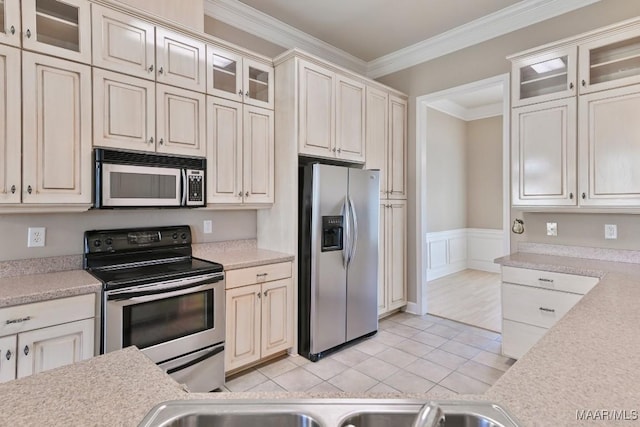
(502, 319), (546, 360)
(0, 1), (20, 47)
(207, 97), (243, 204)
(377, 203), (388, 315)
(366, 87), (389, 197)
(579, 86), (640, 206)
(388, 201), (407, 310)
(0, 45), (20, 204)
(92, 5), (155, 79)
(335, 75), (365, 162)
(93, 68), (155, 152)
(17, 318), (93, 379)
(511, 98), (577, 206)
(156, 84), (206, 157)
(22, 53), (92, 204)
(206, 46), (242, 101)
(156, 27), (205, 93)
(243, 58), (274, 109)
(243, 106), (274, 204)
(388, 96), (407, 199)
(225, 284), (261, 372)
(0, 335), (16, 383)
(261, 279), (293, 357)
(298, 60), (334, 157)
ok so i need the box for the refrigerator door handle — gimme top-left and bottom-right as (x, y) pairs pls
(341, 197), (350, 268)
(347, 196), (358, 267)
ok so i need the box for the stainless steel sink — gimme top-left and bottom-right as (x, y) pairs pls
(138, 399), (521, 427)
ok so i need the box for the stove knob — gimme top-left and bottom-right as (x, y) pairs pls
(105, 238), (113, 246)
(181, 233), (187, 240)
(172, 233), (178, 240)
(93, 239), (101, 248)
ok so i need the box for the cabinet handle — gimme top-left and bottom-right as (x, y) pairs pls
(158, 66), (164, 75)
(238, 191), (242, 196)
(23, 345), (29, 356)
(569, 192), (573, 199)
(245, 91), (249, 97)
(6, 316), (31, 325)
(238, 89), (243, 97)
(10, 185), (15, 194)
(569, 82), (574, 90)
(264, 290), (269, 297)
(539, 307), (556, 313)
(245, 191), (249, 197)
(159, 138), (164, 145)
(582, 192), (586, 199)
(27, 185), (32, 195)
(10, 26), (15, 35)
(148, 137), (154, 145)
(332, 148), (337, 152)
(257, 292), (261, 300)
(581, 79), (586, 87)
(5, 350), (10, 361)
(538, 278), (554, 283)
(25, 29), (31, 39)
(256, 273), (267, 277)
(148, 65), (154, 73)
(337, 148), (341, 153)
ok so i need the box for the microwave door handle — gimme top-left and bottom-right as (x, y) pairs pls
(166, 344), (224, 375)
(181, 169), (187, 206)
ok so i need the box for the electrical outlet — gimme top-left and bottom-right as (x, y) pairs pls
(203, 220), (213, 234)
(28, 227), (46, 248)
(546, 222), (558, 237)
(605, 224), (617, 240)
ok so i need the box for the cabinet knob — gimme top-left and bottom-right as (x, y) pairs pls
(159, 138), (164, 145)
(337, 148), (341, 153)
(245, 191), (249, 197)
(245, 91), (249, 97)
(148, 65), (154, 73)
(257, 292), (261, 299)
(10, 26), (15, 35)
(5, 350), (11, 361)
(158, 67), (164, 75)
(569, 82), (574, 90)
(10, 185), (15, 194)
(569, 192), (573, 199)
(332, 148), (337, 152)
(264, 290), (269, 297)
(238, 89), (243, 97)
(25, 29), (31, 39)
(582, 192), (586, 199)
(581, 79), (586, 87)
(148, 137), (154, 145)
(23, 345), (29, 356)
(238, 191), (243, 196)
(27, 185), (32, 195)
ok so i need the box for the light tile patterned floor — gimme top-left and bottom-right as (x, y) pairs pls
(221, 312), (515, 394)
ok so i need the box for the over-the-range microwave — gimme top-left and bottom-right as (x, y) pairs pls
(94, 149), (205, 208)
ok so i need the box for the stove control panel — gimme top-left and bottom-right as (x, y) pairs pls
(84, 225), (192, 253)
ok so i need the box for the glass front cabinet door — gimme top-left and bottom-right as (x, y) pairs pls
(0, 0), (20, 47)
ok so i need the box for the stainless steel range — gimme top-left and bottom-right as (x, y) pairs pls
(84, 225), (225, 392)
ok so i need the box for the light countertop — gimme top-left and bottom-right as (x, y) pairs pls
(0, 270), (101, 307)
(192, 244), (294, 270)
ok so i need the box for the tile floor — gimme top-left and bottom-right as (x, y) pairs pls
(221, 311), (515, 395)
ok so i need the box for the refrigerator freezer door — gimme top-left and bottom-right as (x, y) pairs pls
(346, 168), (380, 341)
(310, 164), (348, 354)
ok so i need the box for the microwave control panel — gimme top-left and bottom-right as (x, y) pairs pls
(187, 170), (204, 205)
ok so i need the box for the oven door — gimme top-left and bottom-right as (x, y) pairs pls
(104, 272), (225, 364)
(101, 163), (182, 207)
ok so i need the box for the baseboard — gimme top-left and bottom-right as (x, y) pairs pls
(404, 302), (421, 315)
(467, 259), (501, 273)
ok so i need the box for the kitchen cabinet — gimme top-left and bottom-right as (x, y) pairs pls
(298, 59), (366, 163)
(155, 27), (206, 93)
(22, 0), (91, 64)
(0, 1), (20, 47)
(22, 52), (92, 204)
(511, 98), (577, 206)
(207, 45), (274, 109)
(206, 97), (274, 205)
(0, 45), (21, 205)
(0, 293), (95, 383)
(378, 200), (407, 315)
(500, 266), (598, 359)
(225, 262), (293, 373)
(93, 68), (206, 157)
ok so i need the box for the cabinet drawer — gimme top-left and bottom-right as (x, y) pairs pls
(226, 262), (292, 289)
(502, 283), (582, 328)
(502, 319), (547, 360)
(0, 294), (95, 337)
(502, 266), (598, 295)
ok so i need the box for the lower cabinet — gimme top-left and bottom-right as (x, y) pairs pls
(501, 266), (598, 359)
(225, 262), (293, 373)
(0, 294), (95, 383)
(378, 200), (407, 316)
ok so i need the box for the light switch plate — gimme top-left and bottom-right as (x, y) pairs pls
(604, 224), (617, 240)
(546, 222), (557, 236)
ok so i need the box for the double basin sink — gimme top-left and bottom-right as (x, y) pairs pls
(138, 398), (521, 427)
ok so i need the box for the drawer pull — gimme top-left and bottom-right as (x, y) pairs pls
(256, 273), (268, 278)
(538, 278), (554, 283)
(6, 316), (31, 325)
(539, 307), (556, 313)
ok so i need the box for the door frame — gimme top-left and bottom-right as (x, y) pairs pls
(410, 73), (510, 315)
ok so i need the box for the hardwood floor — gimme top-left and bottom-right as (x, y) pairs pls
(426, 269), (501, 332)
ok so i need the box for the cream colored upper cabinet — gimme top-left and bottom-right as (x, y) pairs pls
(365, 87), (389, 198)
(298, 59), (335, 158)
(579, 25), (640, 94)
(22, 52), (92, 204)
(206, 46), (274, 109)
(0, 1), (20, 47)
(0, 45), (21, 204)
(388, 95), (407, 199)
(156, 84), (206, 157)
(260, 278), (293, 358)
(511, 98), (577, 206)
(243, 105), (274, 204)
(92, 4), (155, 79)
(335, 75), (365, 162)
(93, 67), (156, 152)
(511, 46), (577, 107)
(578, 85), (640, 206)
(207, 97), (243, 204)
(155, 27), (206, 93)
(21, 0), (91, 63)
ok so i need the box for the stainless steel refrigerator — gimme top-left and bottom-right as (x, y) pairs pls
(298, 163), (379, 361)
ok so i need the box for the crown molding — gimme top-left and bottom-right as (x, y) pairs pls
(204, 0), (368, 74)
(429, 100), (504, 121)
(367, 0), (600, 78)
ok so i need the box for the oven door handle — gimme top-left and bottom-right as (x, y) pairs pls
(166, 345), (224, 375)
(108, 275), (223, 301)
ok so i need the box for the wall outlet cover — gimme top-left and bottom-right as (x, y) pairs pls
(28, 227), (46, 248)
(546, 222), (558, 237)
(203, 220), (213, 234)
(604, 224), (617, 240)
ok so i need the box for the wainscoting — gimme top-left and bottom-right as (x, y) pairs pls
(426, 228), (505, 281)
